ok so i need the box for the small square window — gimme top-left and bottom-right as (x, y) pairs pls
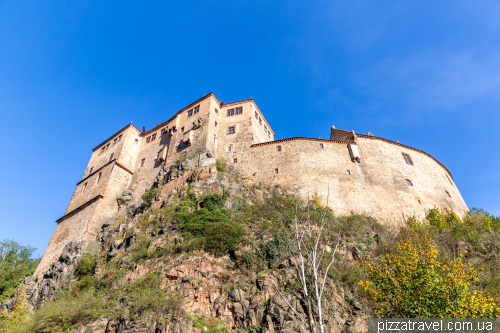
(274, 168), (279, 174)
(140, 158), (145, 167)
(277, 146), (282, 152)
(233, 158), (237, 163)
(109, 153), (114, 162)
(89, 167), (94, 175)
(228, 126), (235, 134)
(187, 109), (193, 117)
(151, 133), (157, 141)
(445, 191), (451, 198)
(402, 153), (414, 165)
(319, 143), (324, 149)
(194, 106), (199, 114)
(235, 107), (242, 115)
(146, 137), (151, 144)
(347, 170), (351, 175)
(405, 179), (413, 186)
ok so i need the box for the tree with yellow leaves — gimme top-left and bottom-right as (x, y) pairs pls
(358, 237), (500, 318)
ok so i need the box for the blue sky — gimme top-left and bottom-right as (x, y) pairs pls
(1, 1), (499, 257)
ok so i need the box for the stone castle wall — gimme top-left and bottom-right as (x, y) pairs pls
(36, 92), (469, 278)
(246, 136), (467, 223)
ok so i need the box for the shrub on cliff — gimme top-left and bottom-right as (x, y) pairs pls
(204, 221), (246, 257)
(141, 188), (156, 204)
(176, 209), (231, 237)
(359, 236), (500, 318)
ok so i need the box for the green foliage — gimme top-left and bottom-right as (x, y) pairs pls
(425, 207), (460, 230)
(176, 208), (231, 237)
(204, 221), (246, 257)
(200, 194), (228, 211)
(359, 236), (500, 318)
(76, 253), (97, 276)
(190, 315), (228, 332)
(0, 239), (39, 302)
(257, 233), (289, 269)
(130, 235), (151, 263)
(216, 160), (227, 173)
(141, 188), (156, 204)
(176, 191), (198, 213)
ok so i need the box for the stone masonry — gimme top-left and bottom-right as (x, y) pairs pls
(35, 92), (468, 276)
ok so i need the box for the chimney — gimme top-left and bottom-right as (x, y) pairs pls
(142, 126), (146, 133)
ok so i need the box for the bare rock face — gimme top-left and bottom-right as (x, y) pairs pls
(117, 189), (134, 206)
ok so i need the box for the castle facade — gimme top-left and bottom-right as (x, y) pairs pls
(35, 92), (468, 276)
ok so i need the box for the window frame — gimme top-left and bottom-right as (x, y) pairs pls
(228, 126), (235, 134)
(194, 106), (199, 114)
(146, 136), (151, 144)
(227, 109), (235, 116)
(187, 109), (193, 117)
(402, 153), (414, 166)
(405, 179), (413, 186)
(319, 143), (324, 149)
(233, 158), (237, 163)
(274, 168), (279, 174)
(277, 146), (282, 152)
(109, 153), (114, 162)
(235, 107), (242, 115)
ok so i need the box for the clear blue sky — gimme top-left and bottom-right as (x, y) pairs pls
(1, 1), (499, 257)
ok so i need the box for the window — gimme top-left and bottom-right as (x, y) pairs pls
(109, 153), (114, 162)
(213, 135), (216, 144)
(214, 108), (219, 115)
(275, 168), (279, 174)
(402, 153), (413, 165)
(264, 126), (268, 134)
(194, 106), (199, 114)
(259, 117), (262, 125)
(187, 109), (193, 117)
(347, 170), (351, 175)
(255, 111), (258, 119)
(405, 179), (413, 186)
(235, 107), (242, 115)
(161, 129), (166, 137)
(95, 172), (101, 185)
(277, 146), (282, 152)
(228, 126), (235, 134)
(117, 134), (122, 142)
(140, 158), (145, 168)
(227, 109), (235, 116)
(417, 199), (422, 204)
(101, 146), (106, 153)
(151, 133), (157, 141)
(319, 143), (324, 149)
(214, 121), (218, 128)
(146, 136), (151, 144)
(228, 145), (233, 152)
(81, 182), (87, 194)
(113, 138), (118, 145)
(445, 190), (451, 198)
(89, 167), (94, 175)
(268, 132), (271, 138)
(105, 143), (110, 151)
(233, 158), (237, 163)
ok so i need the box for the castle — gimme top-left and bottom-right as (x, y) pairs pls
(35, 92), (468, 276)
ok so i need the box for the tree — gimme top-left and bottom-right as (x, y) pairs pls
(359, 236), (500, 318)
(0, 239), (39, 302)
(272, 196), (340, 333)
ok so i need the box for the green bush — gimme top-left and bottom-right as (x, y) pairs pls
(141, 188), (156, 204)
(130, 235), (151, 263)
(0, 239), (39, 302)
(204, 221), (245, 257)
(176, 209), (231, 237)
(76, 253), (97, 276)
(200, 194), (228, 211)
(257, 233), (289, 269)
(176, 191), (198, 213)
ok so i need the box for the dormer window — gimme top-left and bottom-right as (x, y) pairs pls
(194, 106), (199, 114)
